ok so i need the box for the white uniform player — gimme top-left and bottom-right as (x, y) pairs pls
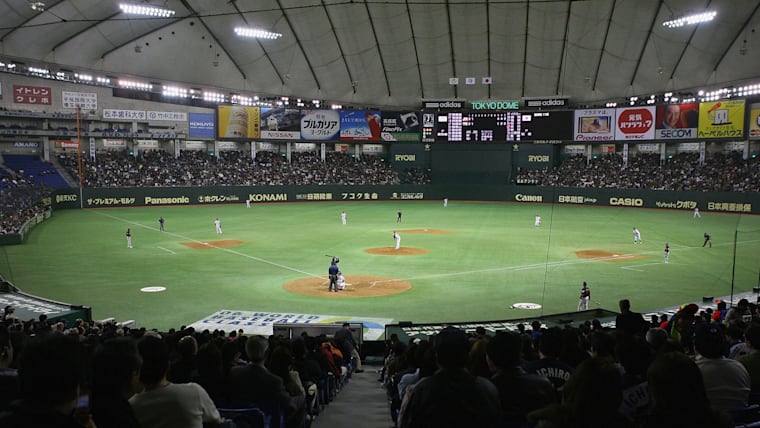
(337, 272), (347, 290)
(393, 231), (401, 250)
(694, 207), (701, 218)
(534, 215), (541, 228)
(633, 227), (642, 244)
(214, 218), (222, 234)
(341, 211), (347, 225)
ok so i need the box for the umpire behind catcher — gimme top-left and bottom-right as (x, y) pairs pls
(328, 258), (340, 292)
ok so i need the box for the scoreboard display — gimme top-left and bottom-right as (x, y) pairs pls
(519, 110), (574, 142)
(435, 112), (522, 142)
(432, 110), (573, 143)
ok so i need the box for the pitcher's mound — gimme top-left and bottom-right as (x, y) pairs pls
(284, 275), (412, 297)
(365, 247), (428, 255)
(181, 240), (244, 249)
(575, 250), (646, 262)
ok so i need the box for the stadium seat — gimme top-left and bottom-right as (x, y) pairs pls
(217, 407), (266, 428)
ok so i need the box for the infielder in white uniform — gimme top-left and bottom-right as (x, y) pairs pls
(126, 228), (133, 248)
(341, 211), (347, 225)
(393, 231), (401, 250)
(214, 218), (222, 234)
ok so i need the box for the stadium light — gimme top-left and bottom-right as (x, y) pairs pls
(234, 27), (282, 40)
(663, 11), (716, 28)
(119, 3), (176, 18)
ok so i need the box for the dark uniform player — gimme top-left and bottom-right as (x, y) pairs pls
(158, 216), (165, 231)
(703, 232), (712, 247)
(577, 282), (590, 311)
(397, 211), (402, 223)
(328, 260), (340, 292)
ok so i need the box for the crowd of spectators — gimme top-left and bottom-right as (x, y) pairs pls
(4, 295), (760, 427)
(0, 147), (756, 235)
(0, 308), (363, 427)
(378, 297), (760, 428)
(57, 150), (407, 188)
(0, 175), (51, 234)
(515, 151), (760, 192)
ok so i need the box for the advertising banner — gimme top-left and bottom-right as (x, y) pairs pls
(13, 85), (51, 105)
(102, 139), (126, 148)
(217, 106), (260, 139)
(697, 100), (745, 139)
(381, 111), (421, 142)
(573, 108), (615, 141)
(654, 103), (698, 139)
(261, 108), (301, 139)
(62, 91), (97, 110)
(749, 104), (760, 140)
(188, 113), (215, 139)
(103, 109), (146, 121)
(300, 109), (340, 140)
(147, 111), (187, 122)
(340, 110), (381, 141)
(217, 141), (238, 151)
(614, 106), (655, 140)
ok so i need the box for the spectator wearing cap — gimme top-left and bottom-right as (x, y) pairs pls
(693, 322), (751, 412)
(487, 331), (557, 427)
(398, 326), (502, 428)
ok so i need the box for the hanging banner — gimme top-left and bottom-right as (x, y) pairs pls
(188, 112), (215, 139)
(697, 100), (745, 139)
(62, 91), (97, 110)
(340, 110), (382, 141)
(381, 111), (421, 142)
(13, 85), (51, 105)
(217, 106), (260, 139)
(749, 104), (760, 140)
(573, 108), (614, 141)
(614, 107), (655, 140)
(654, 103), (698, 139)
(300, 109), (340, 140)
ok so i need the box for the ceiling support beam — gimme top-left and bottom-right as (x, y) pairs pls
(629, 0), (664, 87)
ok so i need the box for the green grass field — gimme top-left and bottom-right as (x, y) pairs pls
(1, 201), (758, 330)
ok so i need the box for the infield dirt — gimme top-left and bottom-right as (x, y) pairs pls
(284, 275), (412, 297)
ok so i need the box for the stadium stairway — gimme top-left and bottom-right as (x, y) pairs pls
(311, 361), (392, 428)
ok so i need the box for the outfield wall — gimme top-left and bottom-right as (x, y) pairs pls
(51, 185), (759, 215)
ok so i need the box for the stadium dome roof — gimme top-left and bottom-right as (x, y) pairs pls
(1, 0), (758, 108)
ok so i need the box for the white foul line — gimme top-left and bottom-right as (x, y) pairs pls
(157, 246), (176, 255)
